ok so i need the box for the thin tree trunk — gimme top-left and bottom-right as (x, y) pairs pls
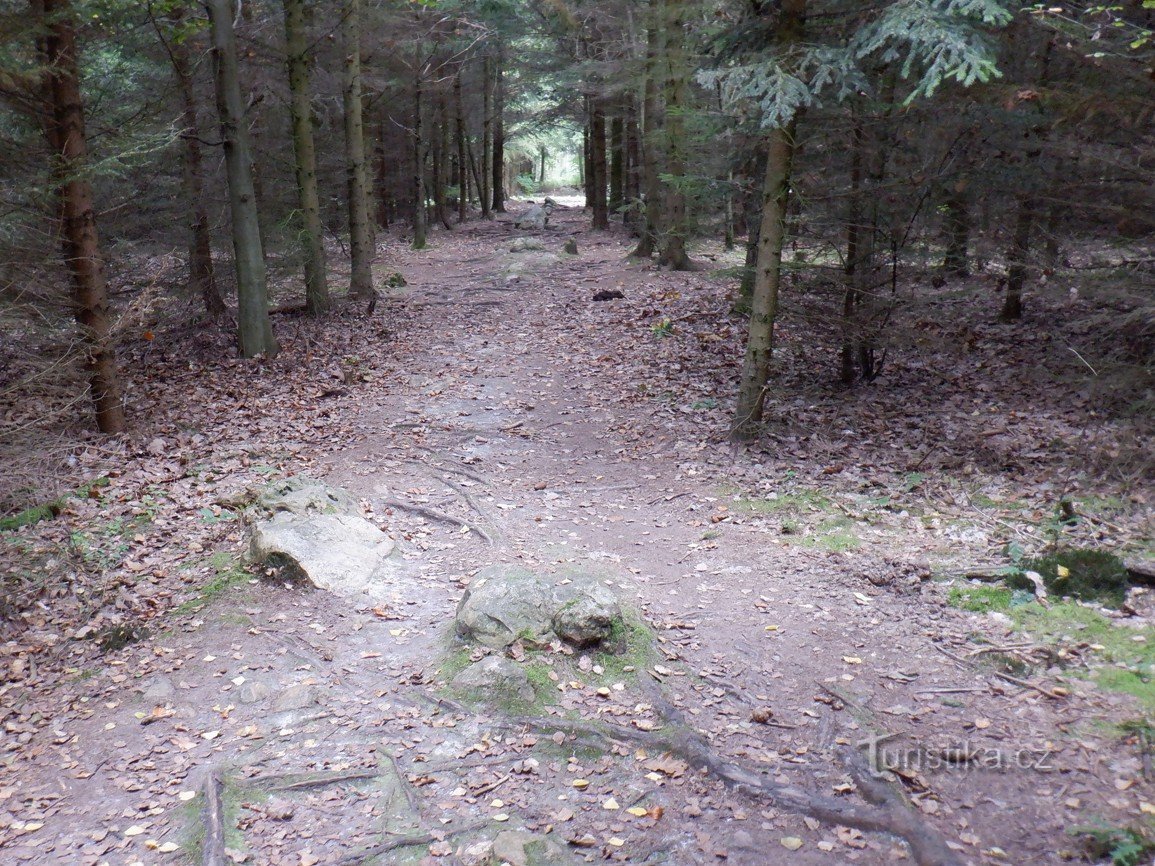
(657, 0), (691, 270)
(412, 60), (427, 250)
(283, 0), (329, 314)
(375, 112), (390, 228)
(942, 179), (971, 276)
(624, 113), (641, 231)
(582, 119), (593, 207)
(160, 9), (225, 320)
(609, 115), (624, 217)
(631, 0), (662, 258)
(40, 0), (125, 433)
(435, 96), (452, 230)
(590, 99), (609, 230)
(731, 0), (806, 441)
(841, 114), (865, 384)
(342, 0), (373, 298)
(491, 44), (505, 213)
(205, 0), (277, 359)
(455, 71), (468, 221)
(1000, 197), (1034, 322)
(480, 54), (492, 219)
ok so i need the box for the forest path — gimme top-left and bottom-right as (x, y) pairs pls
(3, 206), (1144, 866)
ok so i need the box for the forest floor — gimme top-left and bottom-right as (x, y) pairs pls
(2, 203), (1154, 866)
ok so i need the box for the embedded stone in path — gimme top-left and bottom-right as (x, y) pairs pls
(451, 656), (534, 705)
(455, 565), (623, 651)
(248, 477), (405, 601)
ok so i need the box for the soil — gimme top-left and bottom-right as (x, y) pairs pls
(1, 203), (1153, 866)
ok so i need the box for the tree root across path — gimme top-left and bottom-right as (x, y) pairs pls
(508, 713), (963, 866)
(381, 497), (494, 543)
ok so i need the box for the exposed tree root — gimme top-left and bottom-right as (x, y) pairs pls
(334, 818), (490, 866)
(382, 497), (494, 543)
(510, 713), (963, 866)
(201, 767), (226, 866)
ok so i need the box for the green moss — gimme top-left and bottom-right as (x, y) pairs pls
(1012, 547), (1132, 607)
(948, 585), (1015, 613)
(733, 489), (832, 515)
(173, 554), (252, 615)
(0, 477), (111, 532)
(950, 585), (1155, 707)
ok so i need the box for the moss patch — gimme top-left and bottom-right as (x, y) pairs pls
(950, 585), (1155, 710)
(1010, 547), (1132, 607)
(174, 554), (252, 615)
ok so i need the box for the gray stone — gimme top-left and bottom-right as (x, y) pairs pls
(257, 477), (359, 517)
(455, 566), (553, 648)
(248, 512), (397, 599)
(510, 237), (545, 253)
(492, 830), (532, 866)
(562, 239), (578, 256)
(460, 840), (494, 866)
(550, 578), (622, 649)
(272, 683), (317, 713)
(452, 656), (535, 705)
(515, 202), (554, 231)
(238, 681), (272, 705)
(141, 676), (175, 702)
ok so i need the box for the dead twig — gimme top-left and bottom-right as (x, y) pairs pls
(991, 669), (1066, 700)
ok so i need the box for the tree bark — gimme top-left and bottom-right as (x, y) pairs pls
(40, 0), (126, 433)
(455, 71), (468, 221)
(589, 99), (609, 229)
(205, 0), (277, 359)
(412, 58), (428, 250)
(491, 44), (505, 213)
(342, 0), (374, 298)
(630, 0), (662, 258)
(480, 54), (492, 219)
(609, 115), (624, 217)
(942, 179), (971, 277)
(1000, 196), (1034, 322)
(434, 95), (452, 230)
(283, 0), (330, 315)
(656, 0), (692, 270)
(159, 8), (225, 320)
(625, 110), (641, 231)
(731, 0), (806, 441)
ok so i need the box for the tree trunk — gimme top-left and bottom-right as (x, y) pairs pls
(283, 0), (330, 315)
(657, 0), (692, 270)
(205, 0), (277, 359)
(491, 45), (506, 213)
(374, 113), (390, 228)
(434, 96), (452, 230)
(480, 54), (492, 219)
(40, 0), (126, 433)
(582, 119), (593, 208)
(625, 110), (641, 231)
(840, 114), (865, 384)
(455, 71), (468, 221)
(631, 1), (662, 258)
(731, 0), (805, 441)
(1000, 197), (1034, 322)
(609, 115), (624, 217)
(942, 179), (971, 277)
(590, 99), (609, 230)
(412, 60), (428, 250)
(162, 9), (225, 320)
(342, 0), (374, 299)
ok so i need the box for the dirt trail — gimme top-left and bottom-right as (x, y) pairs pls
(3, 207), (1150, 866)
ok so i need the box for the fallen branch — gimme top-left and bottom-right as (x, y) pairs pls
(201, 768), (226, 866)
